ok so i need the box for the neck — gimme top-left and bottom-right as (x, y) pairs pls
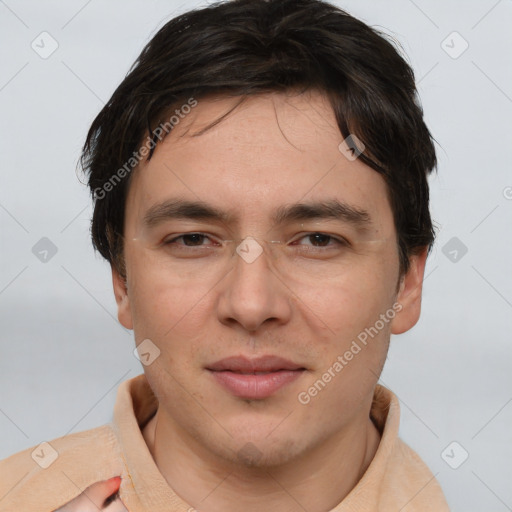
(142, 403), (381, 512)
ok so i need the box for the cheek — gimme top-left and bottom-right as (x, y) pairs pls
(292, 257), (395, 338)
(126, 246), (215, 343)
(131, 280), (211, 345)
(294, 275), (393, 419)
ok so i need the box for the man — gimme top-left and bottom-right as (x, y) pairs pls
(0, 0), (450, 510)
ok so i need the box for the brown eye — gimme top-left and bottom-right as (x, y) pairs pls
(179, 234), (208, 246)
(164, 233), (214, 247)
(292, 232), (348, 248)
(307, 233), (332, 246)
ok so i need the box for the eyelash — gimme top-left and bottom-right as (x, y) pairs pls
(163, 232), (349, 252)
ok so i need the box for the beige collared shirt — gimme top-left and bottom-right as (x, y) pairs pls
(0, 374), (449, 511)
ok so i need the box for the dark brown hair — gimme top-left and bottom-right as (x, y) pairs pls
(81, 0), (437, 279)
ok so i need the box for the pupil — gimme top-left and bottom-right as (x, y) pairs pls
(310, 233), (330, 246)
(184, 234), (204, 246)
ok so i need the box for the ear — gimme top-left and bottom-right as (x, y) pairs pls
(390, 247), (428, 335)
(112, 266), (133, 330)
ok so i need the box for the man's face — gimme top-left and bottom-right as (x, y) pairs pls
(113, 91), (426, 466)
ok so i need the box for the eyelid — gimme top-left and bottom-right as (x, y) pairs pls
(164, 233), (220, 244)
(288, 231), (350, 247)
(164, 232), (349, 248)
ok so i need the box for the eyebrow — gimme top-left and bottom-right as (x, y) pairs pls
(143, 198), (372, 230)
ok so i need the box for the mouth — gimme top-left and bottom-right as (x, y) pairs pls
(206, 355), (306, 400)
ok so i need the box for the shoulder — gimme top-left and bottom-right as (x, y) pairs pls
(0, 423), (125, 512)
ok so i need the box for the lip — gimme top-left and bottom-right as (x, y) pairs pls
(206, 355), (306, 400)
(207, 355), (304, 373)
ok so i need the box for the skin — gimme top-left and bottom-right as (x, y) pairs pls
(111, 90), (427, 512)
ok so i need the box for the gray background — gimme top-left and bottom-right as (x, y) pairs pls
(1, 0), (511, 510)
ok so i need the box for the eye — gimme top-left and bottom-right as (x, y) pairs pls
(161, 233), (225, 258)
(164, 233), (218, 247)
(292, 232), (348, 249)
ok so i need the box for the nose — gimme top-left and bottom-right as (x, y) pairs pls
(216, 237), (293, 333)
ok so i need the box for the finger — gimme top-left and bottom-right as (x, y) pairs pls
(55, 476), (123, 511)
(86, 476), (122, 509)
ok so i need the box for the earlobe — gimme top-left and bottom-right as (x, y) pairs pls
(112, 266), (134, 330)
(390, 247), (428, 335)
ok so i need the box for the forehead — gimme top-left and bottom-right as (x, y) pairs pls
(125, 91), (394, 234)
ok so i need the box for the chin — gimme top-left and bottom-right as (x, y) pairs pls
(217, 434), (305, 469)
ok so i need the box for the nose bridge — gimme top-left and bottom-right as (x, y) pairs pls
(232, 236), (279, 300)
(217, 236), (291, 331)
(232, 236), (286, 283)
